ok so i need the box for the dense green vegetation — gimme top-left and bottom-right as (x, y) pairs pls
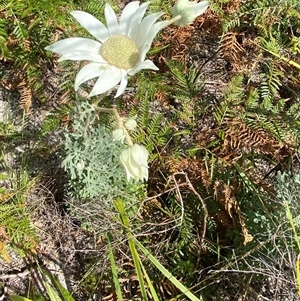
(0, 0), (300, 300)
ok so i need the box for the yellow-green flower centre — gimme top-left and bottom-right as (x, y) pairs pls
(101, 35), (139, 70)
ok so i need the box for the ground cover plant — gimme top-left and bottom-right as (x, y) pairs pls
(0, 0), (300, 300)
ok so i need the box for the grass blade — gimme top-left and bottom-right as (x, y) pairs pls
(135, 239), (203, 301)
(115, 199), (149, 301)
(108, 231), (124, 301)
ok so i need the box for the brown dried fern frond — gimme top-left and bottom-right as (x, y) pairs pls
(155, 89), (170, 111)
(18, 79), (32, 113)
(213, 180), (253, 245)
(223, 0), (242, 14)
(219, 32), (245, 65)
(197, 9), (222, 35)
(0, 70), (33, 113)
(214, 180), (237, 219)
(7, 36), (18, 48)
(23, 39), (31, 52)
(222, 120), (288, 161)
(155, 23), (196, 63)
(0, 71), (23, 91)
(165, 157), (212, 190)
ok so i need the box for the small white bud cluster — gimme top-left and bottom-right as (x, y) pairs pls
(112, 115), (149, 182)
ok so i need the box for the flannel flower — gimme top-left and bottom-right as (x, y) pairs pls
(172, 0), (209, 26)
(45, 1), (167, 98)
(120, 144), (149, 182)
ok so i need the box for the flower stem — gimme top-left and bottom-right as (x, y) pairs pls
(96, 106), (133, 146)
(112, 106), (133, 146)
(161, 14), (182, 29)
(97, 107), (114, 113)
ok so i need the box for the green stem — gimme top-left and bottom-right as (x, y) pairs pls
(83, 114), (90, 141)
(92, 90), (112, 106)
(96, 107), (114, 113)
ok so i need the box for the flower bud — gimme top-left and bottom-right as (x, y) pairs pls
(125, 118), (137, 131)
(112, 128), (126, 143)
(76, 159), (85, 170)
(172, 0), (209, 26)
(120, 144), (149, 182)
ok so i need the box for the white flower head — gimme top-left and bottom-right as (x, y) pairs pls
(172, 0), (209, 26)
(112, 128), (126, 143)
(124, 116), (137, 131)
(45, 2), (168, 98)
(120, 144), (149, 182)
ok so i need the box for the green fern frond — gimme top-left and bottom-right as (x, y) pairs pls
(132, 75), (172, 157)
(209, 0), (231, 15)
(166, 60), (204, 99)
(249, 116), (285, 141)
(167, 61), (188, 89)
(12, 19), (28, 41)
(287, 7), (300, 18)
(148, 0), (173, 14)
(223, 16), (241, 33)
(245, 88), (260, 110)
(224, 74), (245, 104)
(260, 36), (282, 55)
(260, 61), (282, 104)
(0, 19), (9, 58)
(134, 115), (170, 156)
(0, 0), (8, 11)
(0, 201), (38, 254)
(137, 96), (151, 130)
(214, 75), (244, 124)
